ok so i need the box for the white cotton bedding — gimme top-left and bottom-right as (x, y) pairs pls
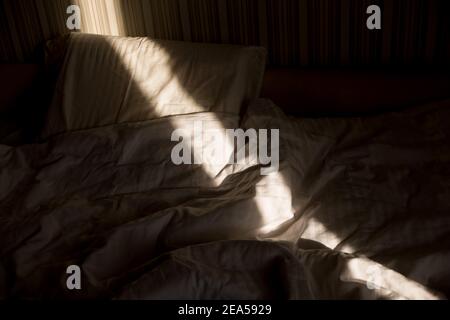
(42, 33), (266, 138)
(0, 98), (449, 300)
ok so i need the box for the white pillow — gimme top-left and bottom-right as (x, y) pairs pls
(42, 33), (266, 137)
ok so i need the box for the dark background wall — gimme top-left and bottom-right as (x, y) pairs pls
(1, 0), (449, 66)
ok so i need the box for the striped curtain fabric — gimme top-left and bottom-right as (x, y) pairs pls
(1, 0), (449, 66)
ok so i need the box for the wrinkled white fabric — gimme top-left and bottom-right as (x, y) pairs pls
(243, 98), (450, 298)
(42, 33), (266, 138)
(1, 99), (449, 299)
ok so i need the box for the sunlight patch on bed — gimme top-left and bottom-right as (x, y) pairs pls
(300, 216), (354, 252)
(254, 173), (295, 235)
(340, 257), (442, 300)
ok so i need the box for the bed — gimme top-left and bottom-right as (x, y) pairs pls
(0, 33), (449, 300)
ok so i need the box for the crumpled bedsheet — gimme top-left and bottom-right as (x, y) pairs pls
(1, 100), (449, 299)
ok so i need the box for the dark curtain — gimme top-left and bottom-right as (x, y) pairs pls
(0, 0), (449, 66)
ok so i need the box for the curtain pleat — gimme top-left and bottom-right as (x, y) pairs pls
(0, 0), (448, 66)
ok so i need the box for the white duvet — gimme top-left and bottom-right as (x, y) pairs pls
(0, 98), (449, 300)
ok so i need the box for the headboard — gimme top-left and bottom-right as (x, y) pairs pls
(261, 68), (450, 116)
(1, 64), (450, 119)
(0, 63), (51, 144)
(0, 64), (40, 113)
